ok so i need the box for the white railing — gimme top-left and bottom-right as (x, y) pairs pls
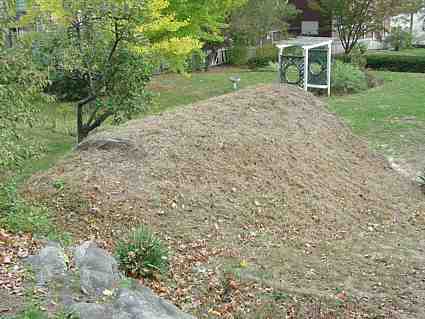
(208, 48), (230, 67)
(331, 37), (384, 55)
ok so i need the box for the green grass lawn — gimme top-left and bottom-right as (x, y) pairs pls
(327, 71), (425, 167)
(147, 66), (277, 114)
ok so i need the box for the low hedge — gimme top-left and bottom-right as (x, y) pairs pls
(366, 53), (425, 73)
(247, 45), (279, 69)
(247, 56), (270, 69)
(228, 46), (249, 66)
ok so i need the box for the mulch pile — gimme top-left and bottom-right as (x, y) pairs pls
(24, 85), (425, 318)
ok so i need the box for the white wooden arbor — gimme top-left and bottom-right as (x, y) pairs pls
(276, 37), (333, 96)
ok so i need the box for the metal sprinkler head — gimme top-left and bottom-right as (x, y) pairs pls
(229, 76), (241, 90)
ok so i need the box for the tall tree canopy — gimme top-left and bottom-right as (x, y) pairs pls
(168, 0), (246, 44)
(230, 0), (298, 46)
(314, 0), (401, 55)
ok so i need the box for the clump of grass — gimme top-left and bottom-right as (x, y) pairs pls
(6, 304), (78, 319)
(115, 226), (169, 278)
(10, 305), (46, 319)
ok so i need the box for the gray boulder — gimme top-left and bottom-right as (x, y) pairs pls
(77, 137), (135, 151)
(113, 288), (195, 319)
(69, 302), (113, 319)
(80, 268), (119, 296)
(75, 242), (118, 273)
(74, 242), (120, 295)
(26, 242), (67, 286)
(74, 241), (97, 266)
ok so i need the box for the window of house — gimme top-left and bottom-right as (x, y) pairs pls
(16, 0), (26, 14)
(302, 21), (319, 36)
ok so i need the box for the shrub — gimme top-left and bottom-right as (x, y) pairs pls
(0, 45), (48, 174)
(248, 45), (279, 69)
(331, 61), (368, 94)
(366, 53), (425, 73)
(247, 56), (270, 69)
(115, 226), (169, 278)
(384, 27), (413, 51)
(256, 44), (279, 62)
(348, 43), (367, 69)
(228, 46), (249, 66)
(187, 51), (206, 72)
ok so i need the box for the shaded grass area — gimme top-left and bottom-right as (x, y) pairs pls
(327, 71), (425, 174)
(1, 102), (75, 243)
(8, 102), (75, 184)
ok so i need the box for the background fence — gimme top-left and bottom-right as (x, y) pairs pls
(331, 38), (385, 55)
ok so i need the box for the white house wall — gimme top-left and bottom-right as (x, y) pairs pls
(392, 11), (425, 45)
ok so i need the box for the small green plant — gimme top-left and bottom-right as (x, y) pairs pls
(47, 231), (74, 247)
(115, 226), (169, 278)
(331, 60), (368, 94)
(9, 305), (46, 319)
(52, 179), (66, 191)
(4, 304), (79, 319)
(271, 291), (289, 301)
(0, 183), (51, 235)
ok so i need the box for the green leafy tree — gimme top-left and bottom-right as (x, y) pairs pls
(230, 0), (298, 46)
(19, 0), (244, 142)
(0, 1), (50, 176)
(21, 0), (205, 142)
(313, 0), (401, 55)
(167, 0), (247, 69)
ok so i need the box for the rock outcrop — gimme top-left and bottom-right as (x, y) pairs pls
(27, 242), (195, 319)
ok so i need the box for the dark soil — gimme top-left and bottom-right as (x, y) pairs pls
(24, 85), (425, 318)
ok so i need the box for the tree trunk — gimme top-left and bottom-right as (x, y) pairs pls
(77, 126), (90, 143)
(410, 13), (414, 35)
(77, 103), (84, 143)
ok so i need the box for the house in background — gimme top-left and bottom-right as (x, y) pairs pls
(391, 10), (425, 46)
(288, 0), (332, 37)
(287, 0), (386, 53)
(1, 0), (28, 47)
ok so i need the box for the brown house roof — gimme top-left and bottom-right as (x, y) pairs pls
(289, 0), (332, 37)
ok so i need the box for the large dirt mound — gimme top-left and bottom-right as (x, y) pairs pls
(27, 85), (425, 318)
